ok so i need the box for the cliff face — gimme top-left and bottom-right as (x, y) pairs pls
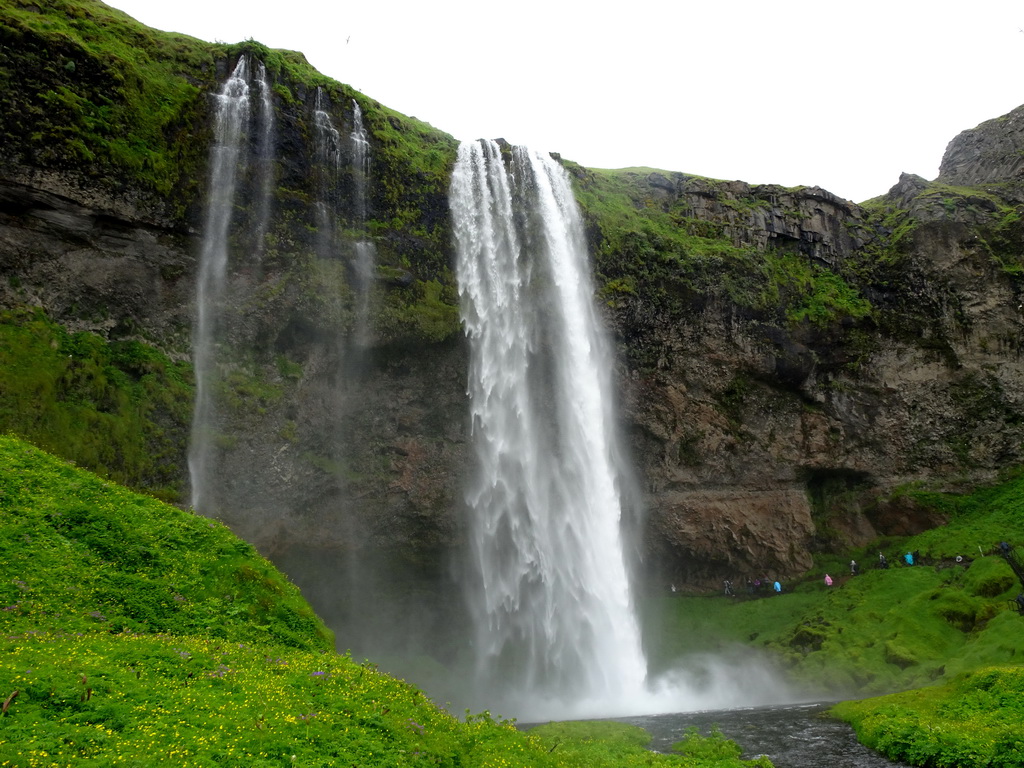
(596, 167), (1024, 586)
(2, 0), (1024, 636)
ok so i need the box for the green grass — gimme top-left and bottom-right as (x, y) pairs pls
(0, 434), (329, 647)
(0, 434), (773, 767)
(895, 471), (1024, 560)
(646, 557), (1021, 699)
(832, 666), (1024, 768)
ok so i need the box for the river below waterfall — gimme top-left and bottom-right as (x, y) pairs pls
(526, 702), (909, 767)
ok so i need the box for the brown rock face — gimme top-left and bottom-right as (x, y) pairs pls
(603, 158), (1024, 589)
(649, 489), (816, 584)
(0, 176), (194, 346)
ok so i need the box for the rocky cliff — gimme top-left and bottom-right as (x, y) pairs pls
(2, 1), (1023, 664)
(593, 167), (1024, 586)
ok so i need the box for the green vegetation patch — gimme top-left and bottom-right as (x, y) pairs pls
(648, 560), (1021, 700)
(0, 434), (330, 647)
(644, 465), (1024, 700)
(375, 277), (461, 345)
(833, 666), (1024, 768)
(0, 308), (192, 500)
(0, 0), (220, 211)
(896, 470), (1024, 560)
(0, 633), (553, 767)
(759, 252), (872, 328)
(530, 720), (773, 768)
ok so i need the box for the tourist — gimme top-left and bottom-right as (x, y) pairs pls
(773, 580), (782, 594)
(904, 552), (914, 566)
(824, 574), (833, 587)
(850, 559), (858, 575)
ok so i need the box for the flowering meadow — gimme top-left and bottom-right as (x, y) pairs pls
(0, 435), (770, 767)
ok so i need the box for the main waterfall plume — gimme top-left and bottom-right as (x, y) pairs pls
(451, 139), (649, 719)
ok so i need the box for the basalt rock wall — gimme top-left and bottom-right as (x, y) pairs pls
(603, 151), (1024, 588)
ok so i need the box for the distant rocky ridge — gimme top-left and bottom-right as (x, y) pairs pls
(938, 103), (1024, 189)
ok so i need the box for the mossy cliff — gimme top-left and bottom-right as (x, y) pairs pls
(1, 0), (1023, 661)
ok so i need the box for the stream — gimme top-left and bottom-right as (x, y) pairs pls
(615, 701), (910, 768)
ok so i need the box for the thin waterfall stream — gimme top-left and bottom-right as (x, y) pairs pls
(313, 87), (342, 260)
(350, 100), (374, 347)
(189, 56), (251, 512)
(252, 60), (275, 260)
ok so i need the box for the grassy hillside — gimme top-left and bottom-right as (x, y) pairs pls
(1, 414), (1019, 767)
(644, 471), (1024, 697)
(0, 434), (774, 767)
(640, 472), (1024, 767)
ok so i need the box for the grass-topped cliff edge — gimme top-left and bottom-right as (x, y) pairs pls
(0, 434), (774, 767)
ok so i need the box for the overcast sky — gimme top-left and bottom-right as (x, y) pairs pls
(106, 0), (1023, 203)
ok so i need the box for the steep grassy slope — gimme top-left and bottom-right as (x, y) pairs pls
(0, 434), (774, 767)
(0, 434), (332, 648)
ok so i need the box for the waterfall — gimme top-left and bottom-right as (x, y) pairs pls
(313, 87), (342, 259)
(349, 100), (374, 346)
(188, 56), (251, 512)
(350, 100), (370, 221)
(451, 139), (650, 719)
(252, 61), (275, 259)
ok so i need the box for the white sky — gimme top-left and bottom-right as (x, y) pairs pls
(106, 0), (1023, 203)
